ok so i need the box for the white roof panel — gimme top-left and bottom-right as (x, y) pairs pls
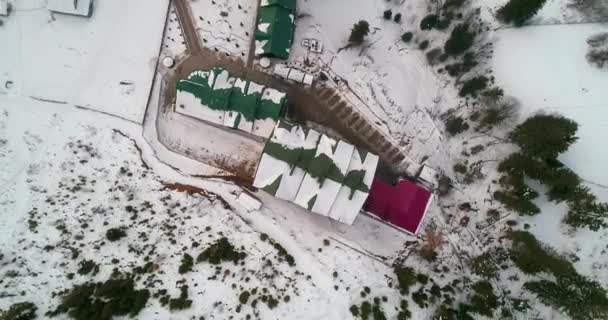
(47, 0), (92, 16)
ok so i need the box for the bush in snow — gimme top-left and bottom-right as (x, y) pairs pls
(468, 281), (498, 317)
(418, 40), (430, 50)
(394, 266), (417, 294)
(445, 52), (478, 77)
(394, 13), (402, 23)
(105, 227), (126, 241)
(469, 252), (499, 279)
(383, 9), (392, 20)
(47, 274), (150, 319)
(0, 302), (37, 320)
(349, 20), (370, 44)
(509, 230), (575, 276)
(196, 237), (247, 265)
(178, 253), (194, 274)
(586, 32), (608, 69)
(401, 32), (413, 42)
(445, 116), (469, 136)
(459, 76), (488, 97)
(497, 0), (547, 26)
(524, 273), (608, 320)
(426, 48), (443, 65)
(444, 24), (476, 56)
(420, 14), (439, 30)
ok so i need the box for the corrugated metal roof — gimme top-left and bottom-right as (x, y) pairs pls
(253, 120), (379, 225)
(175, 68), (286, 138)
(255, 5), (295, 59)
(364, 178), (433, 234)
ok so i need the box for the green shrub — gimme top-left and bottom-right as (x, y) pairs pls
(459, 76), (488, 97)
(239, 290), (250, 304)
(178, 253), (194, 274)
(383, 10), (392, 20)
(394, 266), (417, 294)
(497, 0), (547, 26)
(105, 228), (126, 241)
(509, 230), (575, 276)
(445, 116), (469, 136)
(469, 281), (498, 317)
(401, 32), (413, 42)
(169, 286), (192, 310)
(197, 237), (247, 265)
(420, 14), (439, 30)
(77, 259), (99, 276)
(394, 13), (402, 23)
(469, 252), (498, 278)
(419, 40), (430, 50)
(453, 163), (467, 174)
(349, 20), (370, 44)
(1, 302), (37, 320)
(47, 275), (149, 319)
(444, 24), (475, 56)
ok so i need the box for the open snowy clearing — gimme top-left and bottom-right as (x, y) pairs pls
(492, 23), (608, 287)
(0, 0), (169, 123)
(289, 0), (444, 163)
(189, 0), (257, 62)
(493, 23), (608, 189)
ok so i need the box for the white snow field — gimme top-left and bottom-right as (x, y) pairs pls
(0, 94), (435, 319)
(493, 24), (608, 190)
(0, 0), (169, 123)
(493, 23), (608, 287)
(289, 0), (443, 162)
(190, 0), (257, 61)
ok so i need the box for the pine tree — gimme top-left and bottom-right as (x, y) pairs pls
(349, 20), (370, 44)
(383, 9), (392, 20)
(524, 273), (608, 320)
(510, 114), (578, 160)
(497, 0), (548, 26)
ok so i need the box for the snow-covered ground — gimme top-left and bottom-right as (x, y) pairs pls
(492, 22), (608, 287)
(493, 24), (608, 191)
(0, 0), (169, 123)
(0, 94), (432, 319)
(189, 0), (257, 62)
(161, 3), (188, 60)
(288, 0), (445, 163)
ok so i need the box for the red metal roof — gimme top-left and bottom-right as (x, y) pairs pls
(364, 177), (432, 234)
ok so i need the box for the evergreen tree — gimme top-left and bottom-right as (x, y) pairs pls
(349, 20), (370, 44)
(444, 24), (476, 56)
(383, 9), (392, 20)
(524, 273), (608, 320)
(469, 281), (498, 317)
(497, 0), (548, 26)
(510, 114), (578, 160)
(394, 13), (402, 23)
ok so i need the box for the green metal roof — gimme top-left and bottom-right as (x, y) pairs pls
(255, 5), (294, 59)
(176, 68), (286, 136)
(228, 80), (258, 125)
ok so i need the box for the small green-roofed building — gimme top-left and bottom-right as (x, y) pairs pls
(255, 3), (295, 59)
